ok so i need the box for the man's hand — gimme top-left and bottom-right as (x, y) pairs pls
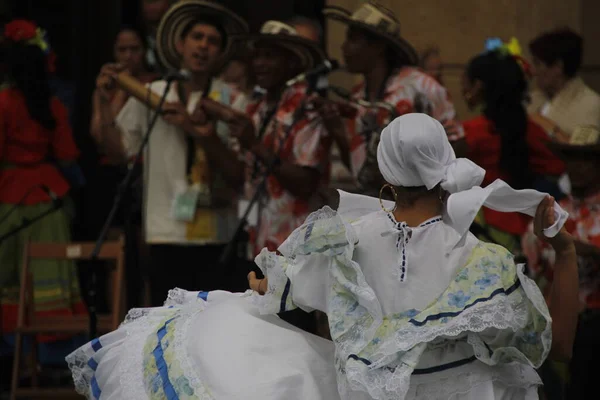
(200, 98), (257, 149)
(311, 96), (346, 133)
(162, 102), (195, 133)
(96, 63), (127, 102)
(534, 195), (575, 255)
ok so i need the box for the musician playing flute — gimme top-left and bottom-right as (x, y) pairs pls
(319, 2), (463, 196)
(201, 20), (331, 259)
(92, 1), (249, 306)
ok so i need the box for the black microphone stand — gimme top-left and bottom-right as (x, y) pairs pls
(219, 78), (319, 268)
(87, 78), (176, 339)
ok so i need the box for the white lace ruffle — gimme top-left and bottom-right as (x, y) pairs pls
(407, 360), (541, 399)
(67, 291), (214, 399)
(250, 248), (295, 315)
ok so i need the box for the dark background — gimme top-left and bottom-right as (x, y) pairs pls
(1, 0), (325, 233)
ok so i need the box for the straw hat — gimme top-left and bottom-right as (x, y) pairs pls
(246, 21), (326, 71)
(323, 1), (418, 66)
(549, 125), (600, 156)
(156, 0), (249, 71)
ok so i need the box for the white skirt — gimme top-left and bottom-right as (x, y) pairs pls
(66, 290), (540, 400)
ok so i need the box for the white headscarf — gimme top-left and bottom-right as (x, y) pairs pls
(371, 113), (567, 246)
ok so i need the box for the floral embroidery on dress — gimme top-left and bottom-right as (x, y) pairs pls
(141, 311), (215, 399)
(254, 207), (552, 400)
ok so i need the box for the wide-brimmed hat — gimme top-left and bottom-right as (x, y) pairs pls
(156, 0), (249, 71)
(246, 20), (326, 71)
(549, 125), (600, 156)
(323, 1), (418, 66)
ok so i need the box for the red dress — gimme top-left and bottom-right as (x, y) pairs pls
(464, 116), (565, 235)
(0, 88), (79, 204)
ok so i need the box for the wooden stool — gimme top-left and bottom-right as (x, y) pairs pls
(10, 237), (125, 399)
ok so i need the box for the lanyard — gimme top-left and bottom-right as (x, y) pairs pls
(176, 78), (213, 178)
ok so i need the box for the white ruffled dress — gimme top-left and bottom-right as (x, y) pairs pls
(67, 200), (552, 400)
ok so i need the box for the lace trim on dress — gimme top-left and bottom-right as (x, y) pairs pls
(253, 206), (550, 400)
(67, 292), (215, 399)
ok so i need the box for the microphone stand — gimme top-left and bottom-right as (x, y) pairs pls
(87, 78), (175, 339)
(0, 200), (63, 244)
(220, 79), (319, 268)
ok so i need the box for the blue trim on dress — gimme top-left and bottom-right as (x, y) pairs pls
(91, 375), (102, 399)
(153, 318), (179, 399)
(198, 291), (209, 301)
(87, 357), (98, 371)
(409, 279), (522, 327)
(412, 356), (477, 375)
(304, 221), (315, 242)
(280, 279), (292, 313)
(91, 338), (102, 352)
(348, 353), (478, 375)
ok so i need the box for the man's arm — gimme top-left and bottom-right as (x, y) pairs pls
(251, 143), (321, 200)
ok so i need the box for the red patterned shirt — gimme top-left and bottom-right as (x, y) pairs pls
(245, 83), (330, 255)
(348, 67), (462, 179)
(522, 191), (600, 309)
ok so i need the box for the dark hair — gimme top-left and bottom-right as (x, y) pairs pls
(529, 28), (582, 78)
(7, 44), (56, 130)
(358, 28), (403, 69)
(467, 51), (531, 189)
(180, 17), (227, 49)
(115, 24), (149, 50)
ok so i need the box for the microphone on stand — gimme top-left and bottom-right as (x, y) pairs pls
(285, 59), (340, 87)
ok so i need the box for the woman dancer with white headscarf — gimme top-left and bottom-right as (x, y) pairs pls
(67, 113), (578, 400)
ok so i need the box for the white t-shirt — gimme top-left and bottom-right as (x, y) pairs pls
(116, 78), (247, 245)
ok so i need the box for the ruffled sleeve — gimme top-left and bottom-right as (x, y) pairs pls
(341, 242), (551, 400)
(252, 206), (355, 315)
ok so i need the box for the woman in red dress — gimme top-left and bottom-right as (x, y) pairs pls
(0, 20), (86, 338)
(461, 43), (565, 253)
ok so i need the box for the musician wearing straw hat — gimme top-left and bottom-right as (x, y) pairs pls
(93, 0), (250, 306)
(202, 20), (331, 259)
(318, 1), (462, 195)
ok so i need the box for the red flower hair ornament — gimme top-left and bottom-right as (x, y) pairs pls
(3, 19), (56, 73)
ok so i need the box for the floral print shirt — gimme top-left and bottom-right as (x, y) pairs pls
(523, 190), (600, 309)
(244, 83), (330, 255)
(345, 67), (463, 191)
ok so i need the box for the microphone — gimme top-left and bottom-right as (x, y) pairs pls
(286, 59), (340, 87)
(164, 69), (191, 82)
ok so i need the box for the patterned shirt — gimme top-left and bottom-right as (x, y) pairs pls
(522, 191), (600, 309)
(347, 67), (462, 189)
(244, 83), (330, 255)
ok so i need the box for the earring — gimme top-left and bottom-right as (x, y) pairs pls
(379, 183), (398, 213)
(438, 187), (445, 204)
